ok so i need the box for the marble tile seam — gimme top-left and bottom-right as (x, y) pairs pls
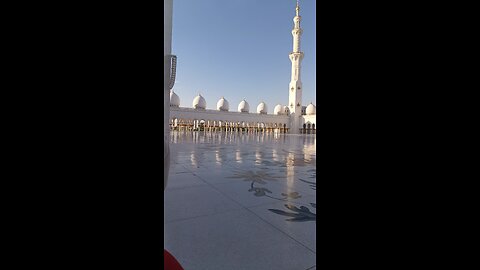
(189, 173), (317, 255)
(169, 169), (194, 175)
(242, 205), (317, 255)
(191, 171), (316, 211)
(168, 176), (202, 183)
(205, 182), (316, 205)
(176, 172), (296, 218)
(222, 193), (315, 209)
(164, 207), (247, 225)
(164, 185), (206, 192)
(246, 202), (317, 252)
(163, 181), (208, 191)
(246, 199), (316, 213)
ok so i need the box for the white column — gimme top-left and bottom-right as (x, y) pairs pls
(164, 0), (173, 190)
(164, 0), (173, 141)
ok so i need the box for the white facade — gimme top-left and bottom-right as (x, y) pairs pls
(170, 105), (290, 132)
(167, 1), (316, 134)
(288, 1), (305, 134)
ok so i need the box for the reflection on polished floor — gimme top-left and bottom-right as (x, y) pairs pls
(165, 131), (316, 270)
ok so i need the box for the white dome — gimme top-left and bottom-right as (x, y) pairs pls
(170, 90), (180, 107)
(306, 103), (316, 115)
(283, 106), (290, 115)
(192, 94), (206, 109)
(216, 97), (229, 111)
(238, 99), (250, 113)
(256, 102), (268, 114)
(274, 104), (283, 115)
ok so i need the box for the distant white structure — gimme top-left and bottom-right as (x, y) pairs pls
(257, 102), (268, 114)
(192, 94), (206, 110)
(238, 99), (250, 113)
(288, 0), (305, 134)
(168, 0), (316, 134)
(217, 97), (229, 111)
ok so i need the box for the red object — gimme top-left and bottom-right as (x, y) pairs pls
(164, 249), (184, 270)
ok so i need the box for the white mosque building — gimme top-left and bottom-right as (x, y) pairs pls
(168, 1), (316, 134)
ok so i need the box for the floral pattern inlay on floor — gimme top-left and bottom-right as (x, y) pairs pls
(170, 131), (316, 223)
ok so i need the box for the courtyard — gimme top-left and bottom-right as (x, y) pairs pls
(165, 131), (316, 270)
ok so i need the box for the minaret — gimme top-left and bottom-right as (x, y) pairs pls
(288, 0), (304, 134)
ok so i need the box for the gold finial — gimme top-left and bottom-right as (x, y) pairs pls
(295, 0), (300, 16)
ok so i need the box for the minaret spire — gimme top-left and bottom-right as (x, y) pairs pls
(292, 0), (303, 53)
(288, 0), (304, 133)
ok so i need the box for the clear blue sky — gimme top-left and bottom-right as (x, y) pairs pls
(171, 0), (316, 114)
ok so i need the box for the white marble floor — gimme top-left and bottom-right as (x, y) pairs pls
(165, 131), (316, 270)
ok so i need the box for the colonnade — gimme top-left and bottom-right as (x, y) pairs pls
(300, 123), (316, 134)
(170, 128), (287, 145)
(170, 118), (290, 133)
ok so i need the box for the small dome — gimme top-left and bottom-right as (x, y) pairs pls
(216, 97), (229, 111)
(238, 99), (250, 113)
(283, 106), (290, 115)
(192, 94), (206, 109)
(170, 90), (180, 107)
(257, 101), (268, 114)
(306, 103), (316, 115)
(274, 104), (283, 115)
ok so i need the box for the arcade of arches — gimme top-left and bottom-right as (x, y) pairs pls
(170, 118), (316, 134)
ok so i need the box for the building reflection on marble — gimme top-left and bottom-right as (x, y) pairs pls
(170, 130), (315, 146)
(169, 130), (316, 215)
(165, 130), (316, 270)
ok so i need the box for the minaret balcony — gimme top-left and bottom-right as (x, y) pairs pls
(291, 29), (303, 35)
(289, 52), (304, 61)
